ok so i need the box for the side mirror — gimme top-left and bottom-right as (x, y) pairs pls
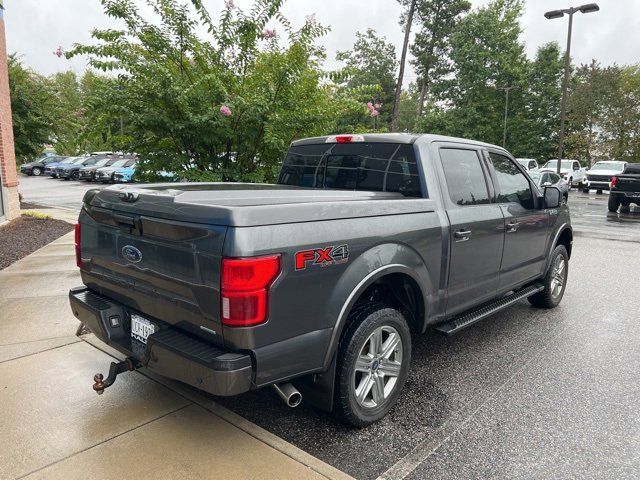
(544, 186), (562, 209)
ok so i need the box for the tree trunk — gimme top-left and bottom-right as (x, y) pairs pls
(417, 77), (427, 117)
(391, 0), (416, 132)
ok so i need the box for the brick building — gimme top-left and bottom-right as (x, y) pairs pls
(0, 5), (19, 222)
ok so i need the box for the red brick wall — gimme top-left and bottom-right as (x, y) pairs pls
(0, 10), (18, 190)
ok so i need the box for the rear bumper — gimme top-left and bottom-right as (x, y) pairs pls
(69, 286), (253, 396)
(611, 191), (640, 199)
(583, 179), (611, 189)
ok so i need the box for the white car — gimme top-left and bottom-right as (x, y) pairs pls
(516, 158), (539, 171)
(539, 159), (586, 188)
(581, 160), (628, 193)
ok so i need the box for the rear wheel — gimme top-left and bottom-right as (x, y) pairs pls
(596, 189), (603, 194)
(608, 195), (620, 213)
(71, 170), (80, 181)
(582, 187), (589, 193)
(334, 302), (411, 427)
(528, 245), (569, 309)
(32, 167), (42, 176)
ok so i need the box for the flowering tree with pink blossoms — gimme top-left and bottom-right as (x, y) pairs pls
(68, 0), (352, 182)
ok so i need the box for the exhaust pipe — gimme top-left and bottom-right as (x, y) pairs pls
(273, 382), (302, 408)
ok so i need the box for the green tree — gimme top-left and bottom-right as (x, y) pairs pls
(417, 0), (529, 149)
(392, 0), (417, 131)
(335, 29), (397, 130)
(69, 0), (346, 182)
(411, 0), (470, 118)
(7, 55), (56, 163)
(565, 61), (611, 165)
(513, 42), (564, 161)
(597, 66), (640, 162)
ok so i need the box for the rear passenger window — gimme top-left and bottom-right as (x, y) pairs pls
(440, 148), (490, 206)
(490, 153), (534, 209)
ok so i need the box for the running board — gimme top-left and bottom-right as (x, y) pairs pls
(434, 283), (545, 335)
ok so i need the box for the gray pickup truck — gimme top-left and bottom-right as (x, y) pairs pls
(69, 133), (572, 427)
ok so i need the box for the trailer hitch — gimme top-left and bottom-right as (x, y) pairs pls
(93, 358), (137, 394)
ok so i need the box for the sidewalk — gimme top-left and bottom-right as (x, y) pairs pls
(0, 224), (352, 480)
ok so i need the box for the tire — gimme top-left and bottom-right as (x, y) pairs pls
(32, 167), (42, 176)
(563, 193), (568, 204)
(528, 245), (569, 309)
(582, 187), (589, 193)
(596, 189), (603, 194)
(71, 170), (80, 181)
(568, 177), (573, 189)
(333, 302), (411, 427)
(608, 195), (620, 213)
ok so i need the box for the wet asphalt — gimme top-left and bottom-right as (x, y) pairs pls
(217, 190), (640, 480)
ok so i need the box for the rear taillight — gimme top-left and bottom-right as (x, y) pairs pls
(74, 223), (82, 268)
(221, 255), (280, 327)
(611, 176), (618, 188)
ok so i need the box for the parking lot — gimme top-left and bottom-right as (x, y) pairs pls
(15, 174), (640, 480)
(19, 174), (105, 210)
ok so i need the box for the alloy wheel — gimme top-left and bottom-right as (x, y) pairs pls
(352, 325), (403, 409)
(550, 255), (566, 299)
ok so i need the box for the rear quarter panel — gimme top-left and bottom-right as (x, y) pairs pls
(223, 204), (443, 385)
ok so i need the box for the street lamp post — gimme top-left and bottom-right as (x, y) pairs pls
(544, 3), (599, 175)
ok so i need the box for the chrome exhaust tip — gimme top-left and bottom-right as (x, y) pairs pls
(273, 382), (302, 408)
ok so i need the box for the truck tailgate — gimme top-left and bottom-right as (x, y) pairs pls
(79, 204), (227, 344)
(614, 175), (640, 193)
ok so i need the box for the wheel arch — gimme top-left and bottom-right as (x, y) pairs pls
(322, 243), (432, 370)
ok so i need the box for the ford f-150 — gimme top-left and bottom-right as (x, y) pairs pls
(69, 133), (572, 426)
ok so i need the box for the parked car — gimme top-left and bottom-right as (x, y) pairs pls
(78, 156), (121, 181)
(70, 133), (572, 427)
(516, 158), (539, 171)
(608, 164), (640, 212)
(581, 160), (628, 193)
(540, 159), (586, 188)
(528, 170), (569, 203)
(19, 155), (67, 176)
(45, 157), (84, 178)
(94, 158), (137, 183)
(58, 156), (109, 180)
(113, 164), (137, 183)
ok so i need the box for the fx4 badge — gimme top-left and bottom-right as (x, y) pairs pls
(295, 244), (349, 270)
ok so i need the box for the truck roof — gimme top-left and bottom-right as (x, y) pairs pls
(291, 133), (502, 150)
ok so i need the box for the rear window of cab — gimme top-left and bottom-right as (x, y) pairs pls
(277, 143), (422, 197)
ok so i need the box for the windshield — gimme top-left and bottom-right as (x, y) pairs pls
(543, 160), (574, 169)
(278, 142), (422, 197)
(93, 159), (110, 167)
(590, 162), (624, 171)
(109, 159), (128, 168)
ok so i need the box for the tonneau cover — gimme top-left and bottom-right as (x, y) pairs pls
(86, 183), (435, 227)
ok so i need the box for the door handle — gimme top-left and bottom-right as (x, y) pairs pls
(454, 229), (472, 242)
(506, 221), (520, 233)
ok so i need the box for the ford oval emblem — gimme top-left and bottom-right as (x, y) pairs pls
(122, 245), (142, 263)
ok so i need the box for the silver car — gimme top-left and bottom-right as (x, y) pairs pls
(529, 170), (569, 203)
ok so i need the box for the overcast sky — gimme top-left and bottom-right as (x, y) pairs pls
(4, 0), (639, 81)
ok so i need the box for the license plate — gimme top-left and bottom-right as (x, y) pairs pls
(131, 314), (156, 344)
